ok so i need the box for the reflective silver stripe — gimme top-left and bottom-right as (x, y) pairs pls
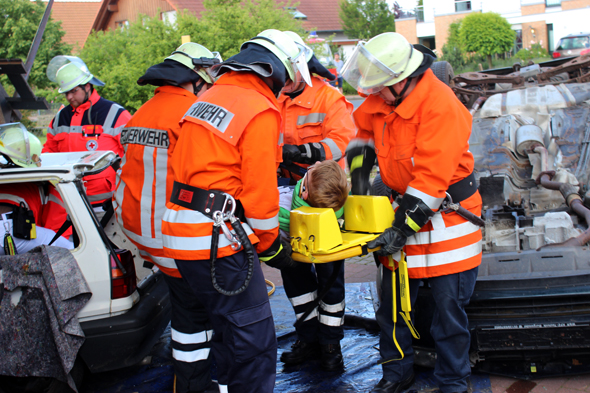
(46, 193), (64, 208)
(0, 194), (27, 207)
(407, 220), (480, 246)
(153, 150), (168, 238)
(124, 227), (163, 249)
(406, 241), (482, 269)
(164, 208), (214, 225)
(163, 229), (253, 251)
(104, 124), (125, 137)
(172, 348), (210, 363)
(140, 147), (155, 238)
(319, 314), (344, 326)
(246, 213), (279, 231)
(104, 104), (124, 129)
(319, 299), (345, 313)
(171, 328), (213, 345)
(219, 384), (228, 393)
(346, 138), (375, 150)
(279, 133), (284, 145)
(289, 290), (317, 307)
(320, 137), (342, 161)
(87, 192), (113, 202)
(138, 250), (177, 269)
(297, 112), (326, 126)
(295, 308), (318, 322)
(405, 186), (444, 210)
(48, 108), (64, 135)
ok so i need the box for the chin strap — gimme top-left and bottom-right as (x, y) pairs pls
(191, 79), (208, 97)
(388, 77), (412, 107)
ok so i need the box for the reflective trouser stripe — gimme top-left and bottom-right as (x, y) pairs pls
(296, 308), (318, 322)
(172, 348), (210, 363)
(288, 290), (317, 307)
(319, 299), (345, 313)
(319, 314), (344, 327)
(172, 328), (213, 345)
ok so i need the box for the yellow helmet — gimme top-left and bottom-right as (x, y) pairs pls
(166, 42), (222, 84)
(47, 55), (105, 93)
(242, 29), (312, 88)
(0, 123), (42, 168)
(341, 32), (424, 95)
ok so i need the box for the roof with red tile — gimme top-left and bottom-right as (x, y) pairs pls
(48, 1), (102, 51)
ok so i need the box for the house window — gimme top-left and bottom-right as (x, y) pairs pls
(546, 0), (561, 6)
(514, 29), (523, 54)
(455, 0), (471, 12)
(115, 20), (129, 31)
(162, 10), (177, 25)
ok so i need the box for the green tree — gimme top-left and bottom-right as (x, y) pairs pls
(458, 12), (514, 69)
(339, 0), (395, 40)
(441, 21), (465, 72)
(0, 0), (71, 90)
(80, 0), (304, 112)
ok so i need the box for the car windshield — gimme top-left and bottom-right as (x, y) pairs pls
(557, 36), (590, 50)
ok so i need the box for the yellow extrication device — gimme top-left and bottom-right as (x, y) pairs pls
(290, 195), (394, 263)
(379, 251), (420, 364)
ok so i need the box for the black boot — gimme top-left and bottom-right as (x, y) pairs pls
(320, 343), (344, 371)
(280, 340), (320, 365)
(370, 372), (415, 393)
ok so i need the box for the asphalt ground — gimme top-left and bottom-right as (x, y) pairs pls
(262, 257), (590, 393)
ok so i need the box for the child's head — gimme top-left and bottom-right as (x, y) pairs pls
(302, 160), (349, 211)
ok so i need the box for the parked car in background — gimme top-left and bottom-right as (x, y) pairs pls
(553, 33), (590, 58)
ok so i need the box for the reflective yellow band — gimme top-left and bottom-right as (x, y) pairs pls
(407, 216), (421, 232)
(259, 244), (283, 262)
(350, 155), (363, 172)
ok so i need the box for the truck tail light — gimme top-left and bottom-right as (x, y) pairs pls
(111, 249), (137, 299)
(552, 52), (561, 59)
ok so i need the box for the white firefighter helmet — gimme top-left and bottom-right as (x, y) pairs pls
(47, 55), (105, 93)
(166, 42), (222, 84)
(283, 31), (314, 62)
(242, 29), (312, 89)
(340, 32), (424, 95)
(0, 123), (42, 168)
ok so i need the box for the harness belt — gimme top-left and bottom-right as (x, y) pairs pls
(447, 172), (477, 204)
(170, 181), (245, 222)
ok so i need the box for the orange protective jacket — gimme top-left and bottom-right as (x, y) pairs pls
(162, 72), (282, 261)
(114, 86), (198, 277)
(278, 76), (356, 173)
(44, 90), (131, 202)
(353, 69), (482, 278)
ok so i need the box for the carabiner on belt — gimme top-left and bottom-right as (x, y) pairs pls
(212, 193), (241, 251)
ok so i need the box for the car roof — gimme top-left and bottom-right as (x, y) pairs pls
(0, 151), (117, 182)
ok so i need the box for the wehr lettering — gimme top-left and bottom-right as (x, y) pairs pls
(185, 102), (235, 133)
(120, 127), (170, 148)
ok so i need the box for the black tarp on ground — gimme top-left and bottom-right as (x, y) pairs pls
(83, 283), (492, 393)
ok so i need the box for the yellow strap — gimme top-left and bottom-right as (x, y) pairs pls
(259, 243), (283, 262)
(379, 256), (404, 365)
(406, 216), (421, 232)
(30, 223), (37, 240)
(399, 252), (420, 339)
(350, 155), (363, 172)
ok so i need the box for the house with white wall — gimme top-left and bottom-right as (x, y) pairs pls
(395, 0), (590, 54)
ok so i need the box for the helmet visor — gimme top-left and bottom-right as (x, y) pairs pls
(341, 42), (413, 95)
(271, 38), (312, 89)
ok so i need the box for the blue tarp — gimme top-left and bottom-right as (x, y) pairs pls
(84, 283), (492, 393)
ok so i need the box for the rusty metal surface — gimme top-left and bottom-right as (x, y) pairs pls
(453, 54), (590, 107)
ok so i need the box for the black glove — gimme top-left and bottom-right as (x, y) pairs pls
(345, 140), (376, 195)
(259, 237), (294, 270)
(283, 144), (302, 165)
(367, 193), (435, 256)
(296, 143), (325, 164)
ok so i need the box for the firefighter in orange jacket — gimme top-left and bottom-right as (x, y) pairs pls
(277, 32), (356, 372)
(162, 29), (312, 393)
(342, 33), (482, 393)
(45, 56), (131, 204)
(113, 43), (220, 393)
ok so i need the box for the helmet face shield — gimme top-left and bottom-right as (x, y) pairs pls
(47, 55), (105, 93)
(0, 123), (42, 168)
(341, 42), (414, 95)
